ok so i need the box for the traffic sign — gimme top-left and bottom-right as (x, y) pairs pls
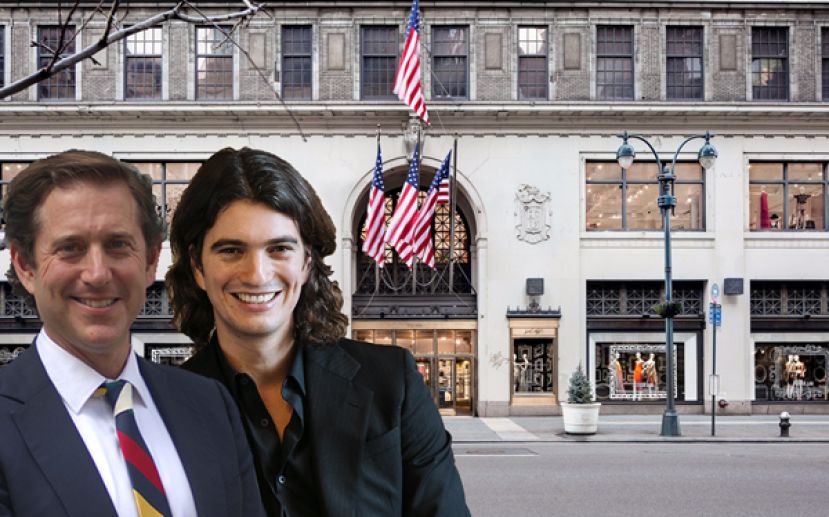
(711, 283), (720, 305)
(709, 303), (721, 326)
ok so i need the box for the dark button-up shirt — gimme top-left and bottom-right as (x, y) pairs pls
(215, 341), (321, 516)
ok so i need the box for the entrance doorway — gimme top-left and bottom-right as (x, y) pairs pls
(352, 324), (476, 416)
(415, 357), (473, 415)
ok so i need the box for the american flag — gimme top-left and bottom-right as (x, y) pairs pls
(361, 143), (386, 267)
(411, 150), (452, 268)
(437, 173), (450, 205)
(385, 143), (420, 266)
(393, 0), (429, 124)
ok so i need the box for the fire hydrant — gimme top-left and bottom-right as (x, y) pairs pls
(779, 411), (791, 438)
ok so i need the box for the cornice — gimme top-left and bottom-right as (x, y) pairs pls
(2, 102), (829, 136)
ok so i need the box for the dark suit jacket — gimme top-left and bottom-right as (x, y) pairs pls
(183, 338), (470, 517)
(0, 344), (266, 517)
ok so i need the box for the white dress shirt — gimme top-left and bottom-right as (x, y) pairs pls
(37, 331), (198, 517)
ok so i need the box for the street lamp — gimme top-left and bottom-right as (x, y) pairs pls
(615, 131), (717, 437)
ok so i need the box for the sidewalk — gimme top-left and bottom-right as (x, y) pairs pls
(443, 414), (829, 443)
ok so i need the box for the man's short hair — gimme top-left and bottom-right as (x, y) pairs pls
(3, 150), (164, 304)
(166, 147), (348, 348)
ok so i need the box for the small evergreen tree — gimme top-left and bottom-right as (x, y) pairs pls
(567, 364), (594, 404)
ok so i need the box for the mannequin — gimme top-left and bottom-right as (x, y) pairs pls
(520, 352), (532, 391)
(784, 355), (797, 399)
(514, 352), (530, 392)
(643, 353), (658, 395)
(632, 352), (644, 401)
(794, 355), (806, 400)
(611, 352), (625, 395)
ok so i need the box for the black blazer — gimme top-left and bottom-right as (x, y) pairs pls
(0, 345), (266, 517)
(183, 338), (470, 517)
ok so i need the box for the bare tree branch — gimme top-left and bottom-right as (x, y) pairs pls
(1, 1), (307, 140)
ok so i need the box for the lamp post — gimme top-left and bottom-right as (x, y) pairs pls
(615, 131), (717, 437)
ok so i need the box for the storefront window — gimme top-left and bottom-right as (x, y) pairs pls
(594, 342), (683, 401)
(754, 344), (829, 402)
(748, 162), (827, 231)
(513, 339), (553, 393)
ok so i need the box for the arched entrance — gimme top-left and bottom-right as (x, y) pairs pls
(349, 160), (479, 415)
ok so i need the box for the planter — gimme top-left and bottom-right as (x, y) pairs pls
(560, 402), (601, 435)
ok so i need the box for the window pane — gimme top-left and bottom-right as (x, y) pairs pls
(437, 330), (454, 354)
(626, 162), (660, 181)
(354, 330), (372, 342)
(455, 331), (473, 354)
(433, 27), (467, 56)
(373, 330), (393, 345)
(361, 26), (397, 100)
(586, 184), (622, 230)
(518, 56), (547, 99)
(415, 330), (433, 355)
(282, 26), (312, 100)
(586, 162), (621, 181)
(432, 26), (468, 98)
(518, 27), (547, 56)
(749, 184), (784, 230)
(38, 26), (76, 99)
(672, 184), (704, 230)
(166, 163), (201, 181)
(789, 184), (824, 230)
(626, 184), (660, 229)
(750, 163), (783, 181)
(196, 27), (232, 100)
(394, 330), (413, 351)
(132, 162), (164, 181)
(788, 163), (823, 181)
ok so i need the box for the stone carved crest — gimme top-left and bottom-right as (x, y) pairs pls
(515, 184), (551, 244)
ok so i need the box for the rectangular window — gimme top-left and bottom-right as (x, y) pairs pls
(666, 26), (703, 100)
(196, 27), (233, 100)
(595, 342), (683, 402)
(360, 26), (397, 100)
(596, 25), (633, 100)
(130, 162), (201, 229)
(38, 26), (76, 100)
(513, 339), (554, 393)
(823, 28), (829, 101)
(748, 162), (827, 231)
(432, 26), (468, 99)
(586, 161), (705, 231)
(517, 26), (548, 100)
(125, 27), (162, 100)
(752, 26), (788, 100)
(281, 25), (312, 100)
(755, 343), (829, 402)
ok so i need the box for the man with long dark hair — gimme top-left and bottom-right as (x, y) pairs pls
(167, 147), (469, 516)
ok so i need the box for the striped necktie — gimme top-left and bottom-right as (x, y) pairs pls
(98, 379), (172, 517)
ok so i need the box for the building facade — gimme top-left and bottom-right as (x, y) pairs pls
(1, 0), (829, 416)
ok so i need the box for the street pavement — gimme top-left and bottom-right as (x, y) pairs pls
(444, 414), (829, 442)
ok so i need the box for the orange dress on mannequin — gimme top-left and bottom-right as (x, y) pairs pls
(633, 361), (644, 384)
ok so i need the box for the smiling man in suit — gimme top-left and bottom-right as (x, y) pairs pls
(0, 150), (265, 517)
(167, 147), (469, 516)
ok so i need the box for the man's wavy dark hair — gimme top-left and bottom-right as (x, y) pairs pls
(166, 147), (348, 348)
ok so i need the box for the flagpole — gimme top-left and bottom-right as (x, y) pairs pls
(447, 134), (458, 293)
(374, 124), (382, 294)
(411, 128), (422, 294)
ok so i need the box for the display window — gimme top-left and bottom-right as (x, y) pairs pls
(754, 344), (829, 402)
(513, 339), (554, 393)
(594, 342), (684, 402)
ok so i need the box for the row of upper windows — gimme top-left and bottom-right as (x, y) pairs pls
(586, 161), (829, 232)
(1, 23), (827, 102)
(3, 159), (825, 235)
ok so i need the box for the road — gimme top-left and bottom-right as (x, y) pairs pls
(455, 442), (827, 516)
